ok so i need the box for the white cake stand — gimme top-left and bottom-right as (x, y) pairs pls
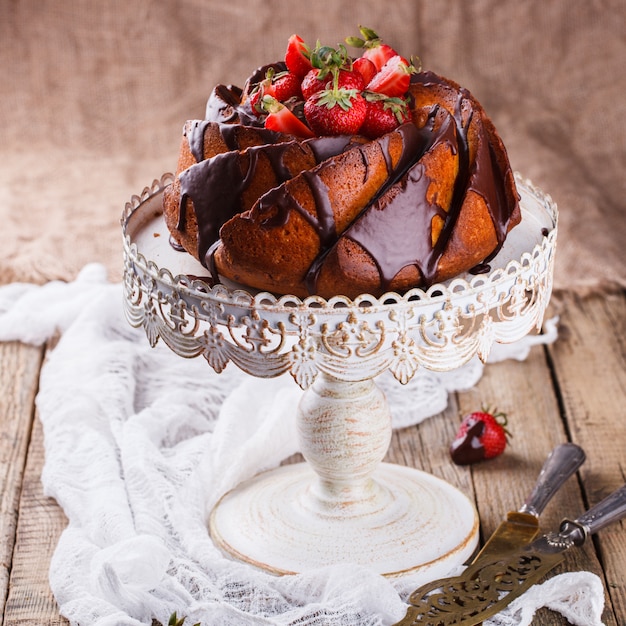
(122, 172), (557, 579)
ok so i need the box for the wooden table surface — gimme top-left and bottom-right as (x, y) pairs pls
(1, 289), (625, 625)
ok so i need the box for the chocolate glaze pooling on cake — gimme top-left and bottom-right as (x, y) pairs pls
(342, 114), (456, 290)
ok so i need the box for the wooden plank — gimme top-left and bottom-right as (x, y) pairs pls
(1, 341), (69, 626)
(457, 343), (612, 625)
(0, 342), (43, 619)
(547, 290), (626, 626)
(3, 407), (69, 626)
(388, 347), (588, 626)
(388, 392), (475, 494)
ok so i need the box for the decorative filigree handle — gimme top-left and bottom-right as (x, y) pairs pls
(519, 442), (586, 517)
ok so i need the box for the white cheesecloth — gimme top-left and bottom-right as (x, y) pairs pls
(0, 264), (604, 626)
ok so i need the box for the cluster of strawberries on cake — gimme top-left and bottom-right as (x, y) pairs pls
(244, 26), (420, 139)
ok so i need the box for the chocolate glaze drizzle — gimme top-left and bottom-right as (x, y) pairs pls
(450, 420), (486, 465)
(175, 68), (520, 296)
(178, 118), (359, 267)
(335, 72), (517, 292)
(179, 130), (288, 263)
(204, 63), (287, 127)
(342, 113), (457, 289)
(305, 122), (436, 293)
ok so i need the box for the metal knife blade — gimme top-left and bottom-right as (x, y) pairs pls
(470, 442), (585, 568)
(397, 482), (626, 626)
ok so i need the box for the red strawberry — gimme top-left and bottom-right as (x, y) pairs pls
(346, 26), (399, 71)
(302, 67), (364, 100)
(248, 89), (263, 116)
(272, 71), (303, 102)
(249, 68), (302, 115)
(301, 68), (331, 100)
(248, 89), (271, 117)
(360, 94), (412, 139)
(337, 68), (365, 91)
(366, 55), (415, 97)
(262, 96), (314, 138)
(248, 76), (275, 116)
(285, 34), (312, 78)
(362, 43), (397, 72)
(450, 408), (511, 465)
(304, 88), (366, 136)
(353, 56), (377, 85)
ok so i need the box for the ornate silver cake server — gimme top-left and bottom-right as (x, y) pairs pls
(394, 482), (626, 625)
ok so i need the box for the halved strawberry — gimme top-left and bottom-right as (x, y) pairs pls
(262, 96), (314, 138)
(353, 56), (377, 86)
(360, 93), (412, 139)
(366, 55), (415, 97)
(346, 26), (399, 71)
(362, 43), (397, 72)
(284, 34), (312, 78)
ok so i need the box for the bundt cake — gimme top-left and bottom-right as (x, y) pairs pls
(162, 27), (521, 299)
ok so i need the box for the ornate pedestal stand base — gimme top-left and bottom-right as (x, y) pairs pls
(210, 463), (478, 577)
(210, 374), (478, 577)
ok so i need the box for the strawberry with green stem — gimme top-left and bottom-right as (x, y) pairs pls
(346, 25), (399, 71)
(301, 43), (364, 100)
(304, 84), (366, 137)
(302, 43), (368, 136)
(249, 67), (302, 115)
(301, 66), (364, 100)
(360, 92), (412, 139)
(248, 73), (275, 116)
(272, 70), (303, 102)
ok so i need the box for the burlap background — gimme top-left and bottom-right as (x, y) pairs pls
(1, 0), (625, 292)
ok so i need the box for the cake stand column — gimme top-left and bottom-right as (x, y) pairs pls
(209, 372), (479, 578)
(297, 373), (392, 511)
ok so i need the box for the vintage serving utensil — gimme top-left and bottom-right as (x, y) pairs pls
(395, 482), (626, 625)
(471, 442), (586, 568)
(392, 443), (584, 626)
